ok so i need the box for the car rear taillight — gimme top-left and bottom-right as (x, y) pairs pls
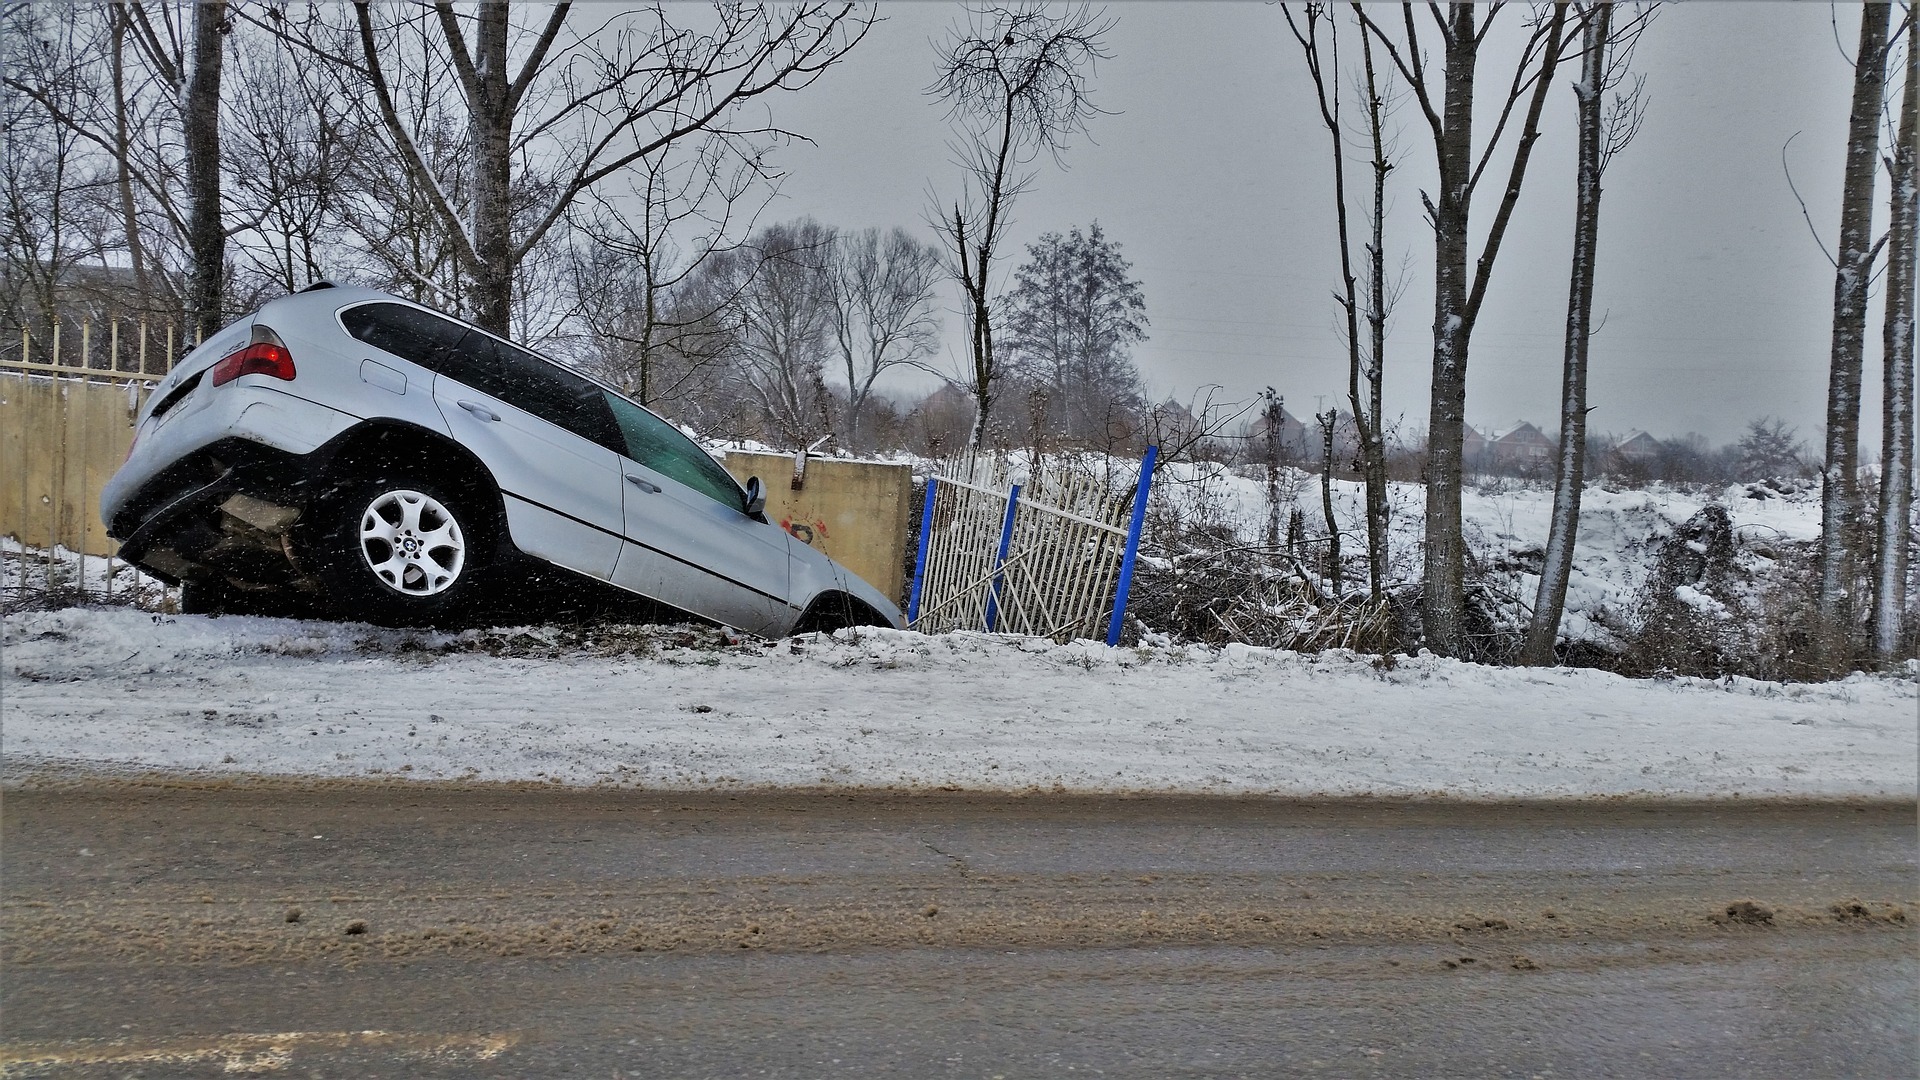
(210, 325), (296, 386)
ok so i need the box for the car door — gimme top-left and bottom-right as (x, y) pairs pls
(427, 327), (626, 581)
(599, 390), (795, 635)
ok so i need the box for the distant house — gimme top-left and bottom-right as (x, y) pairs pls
(1612, 430), (1664, 461)
(1246, 402), (1315, 463)
(1461, 424), (1490, 465)
(1488, 421), (1555, 467)
(1147, 397), (1201, 445)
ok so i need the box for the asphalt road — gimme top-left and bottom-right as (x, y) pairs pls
(2, 785), (1914, 1078)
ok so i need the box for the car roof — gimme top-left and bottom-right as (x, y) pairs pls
(288, 287), (739, 487)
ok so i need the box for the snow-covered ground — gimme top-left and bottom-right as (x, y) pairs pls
(1141, 461), (1832, 648)
(4, 607), (1913, 800)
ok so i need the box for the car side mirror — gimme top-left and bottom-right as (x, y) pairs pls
(744, 475), (767, 518)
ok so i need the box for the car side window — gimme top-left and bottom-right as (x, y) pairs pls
(342, 302), (620, 449)
(450, 330), (621, 450)
(601, 392), (745, 513)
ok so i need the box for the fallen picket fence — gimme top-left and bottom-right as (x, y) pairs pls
(907, 448), (1157, 645)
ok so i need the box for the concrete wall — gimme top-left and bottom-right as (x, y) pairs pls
(1, 374), (150, 557)
(721, 451), (914, 605)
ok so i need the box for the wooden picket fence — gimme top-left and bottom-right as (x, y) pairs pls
(908, 449), (1157, 644)
(1, 318), (187, 608)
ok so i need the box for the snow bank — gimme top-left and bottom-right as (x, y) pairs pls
(4, 608), (1913, 800)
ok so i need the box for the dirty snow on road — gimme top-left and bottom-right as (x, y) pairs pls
(3, 608), (1912, 800)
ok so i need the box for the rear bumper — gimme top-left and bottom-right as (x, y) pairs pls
(107, 438), (321, 586)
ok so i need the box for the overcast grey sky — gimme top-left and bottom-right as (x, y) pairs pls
(752, 1), (1903, 449)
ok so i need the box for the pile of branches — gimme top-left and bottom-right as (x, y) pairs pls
(1127, 539), (1399, 654)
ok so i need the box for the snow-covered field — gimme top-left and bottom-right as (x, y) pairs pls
(4, 607), (1913, 800)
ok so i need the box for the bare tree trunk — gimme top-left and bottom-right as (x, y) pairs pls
(1525, 3), (1617, 666)
(1319, 409), (1341, 598)
(1388, 2), (1566, 657)
(1357, 24), (1393, 603)
(1818, 2), (1893, 673)
(1264, 388), (1283, 555)
(1872, 14), (1918, 665)
(109, 7), (152, 308)
(1420, 7), (1482, 657)
(466, 2), (515, 335)
(1285, 4), (1391, 604)
(184, 1), (226, 339)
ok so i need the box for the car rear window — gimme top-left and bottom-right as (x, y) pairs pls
(341, 303), (467, 370)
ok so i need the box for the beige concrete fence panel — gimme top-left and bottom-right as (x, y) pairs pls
(3, 321), (174, 568)
(721, 451), (914, 605)
(1, 375), (149, 557)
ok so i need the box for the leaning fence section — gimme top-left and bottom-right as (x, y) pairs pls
(1, 317), (186, 611)
(908, 456), (1013, 636)
(908, 449), (1156, 645)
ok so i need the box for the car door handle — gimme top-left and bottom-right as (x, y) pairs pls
(625, 474), (661, 494)
(457, 400), (500, 422)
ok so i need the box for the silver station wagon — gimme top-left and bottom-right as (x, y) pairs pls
(101, 284), (903, 634)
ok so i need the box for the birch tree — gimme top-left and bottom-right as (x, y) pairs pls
(1523, 2), (1652, 666)
(1872, 11), (1918, 665)
(929, 3), (1114, 448)
(1356, 2), (1574, 655)
(1816, 2), (1895, 672)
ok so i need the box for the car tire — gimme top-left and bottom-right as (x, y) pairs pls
(792, 592), (888, 636)
(307, 471), (494, 627)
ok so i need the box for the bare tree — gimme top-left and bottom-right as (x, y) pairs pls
(1523, 2), (1654, 666)
(710, 219), (839, 448)
(262, 3), (871, 336)
(0, 6), (104, 332)
(1354, 18), (1406, 603)
(1872, 12), (1918, 665)
(566, 131), (775, 409)
(827, 226), (943, 452)
(3, 2), (224, 326)
(221, 23), (354, 300)
(1283, 3), (1406, 602)
(929, 3), (1114, 448)
(1816, 2), (1896, 672)
(1356, 2), (1574, 656)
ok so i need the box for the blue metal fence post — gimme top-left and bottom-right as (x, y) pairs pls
(906, 476), (938, 625)
(984, 483), (1021, 631)
(1105, 445), (1158, 646)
